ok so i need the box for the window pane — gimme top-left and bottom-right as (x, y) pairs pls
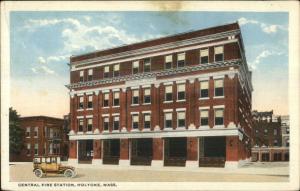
(114, 116), (119, 121)
(104, 66), (109, 72)
(133, 115), (139, 122)
(177, 112), (185, 119)
(215, 79), (224, 88)
(104, 117), (109, 122)
(165, 55), (172, 63)
(144, 114), (150, 121)
(200, 81), (209, 89)
(80, 71), (84, 76)
(144, 89), (150, 95)
(104, 93), (109, 100)
(88, 69), (93, 75)
(201, 56), (208, 64)
(88, 95), (93, 101)
(200, 110), (208, 118)
(114, 92), (120, 99)
(200, 49), (208, 57)
(80, 97), (84, 102)
(114, 64), (120, 71)
(177, 84), (185, 91)
(165, 113), (172, 120)
(133, 90), (139, 97)
(215, 109), (224, 117)
(177, 53), (185, 61)
(133, 61), (139, 68)
(166, 86), (172, 93)
(214, 46), (224, 54)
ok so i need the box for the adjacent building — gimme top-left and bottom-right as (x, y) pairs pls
(281, 115), (290, 147)
(251, 111), (289, 162)
(66, 22), (253, 168)
(10, 116), (68, 162)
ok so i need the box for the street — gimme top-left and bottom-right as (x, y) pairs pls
(10, 162), (289, 182)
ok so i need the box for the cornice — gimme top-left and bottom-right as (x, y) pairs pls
(66, 59), (242, 90)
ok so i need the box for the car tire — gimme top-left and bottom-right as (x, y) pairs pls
(34, 169), (43, 178)
(64, 169), (75, 178)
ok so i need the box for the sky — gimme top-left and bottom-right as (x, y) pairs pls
(10, 11), (289, 118)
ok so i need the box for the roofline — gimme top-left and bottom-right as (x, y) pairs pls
(70, 22), (239, 59)
(20, 115), (64, 121)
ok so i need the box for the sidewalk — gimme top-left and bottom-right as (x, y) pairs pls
(60, 161), (289, 176)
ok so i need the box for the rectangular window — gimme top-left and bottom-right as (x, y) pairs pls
(27, 143), (31, 155)
(79, 71), (84, 82)
(26, 127), (30, 137)
(132, 90), (139, 105)
(113, 64), (120, 77)
(214, 79), (224, 97)
(103, 117), (109, 131)
(200, 110), (209, 126)
(103, 93), (109, 107)
(274, 140), (278, 146)
(165, 85), (173, 101)
(177, 83), (186, 100)
(144, 88), (151, 104)
(87, 95), (93, 108)
(264, 129), (268, 135)
(87, 118), (93, 132)
(104, 66), (109, 78)
(177, 53), (185, 67)
(132, 114), (139, 130)
(113, 116), (120, 131)
(177, 111), (186, 128)
(78, 96), (84, 109)
(200, 81), (209, 98)
(164, 113), (173, 129)
(144, 113), (151, 129)
(286, 128), (289, 134)
(34, 144), (38, 156)
(88, 69), (93, 81)
(34, 127), (38, 138)
(200, 49), (209, 64)
(215, 109), (224, 125)
(113, 92), (120, 106)
(144, 58), (151, 72)
(214, 46), (224, 62)
(78, 119), (84, 132)
(274, 129), (277, 135)
(132, 61), (139, 74)
(165, 55), (172, 69)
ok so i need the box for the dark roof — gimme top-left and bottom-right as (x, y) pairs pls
(71, 22), (240, 63)
(20, 116), (64, 121)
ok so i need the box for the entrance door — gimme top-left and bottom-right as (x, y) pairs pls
(164, 137), (187, 166)
(199, 137), (226, 167)
(262, 153), (269, 161)
(131, 138), (152, 165)
(78, 140), (93, 164)
(103, 139), (120, 165)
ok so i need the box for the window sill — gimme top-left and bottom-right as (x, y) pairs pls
(131, 129), (139, 132)
(176, 99), (186, 102)
(199, 97), (209, 100)
(131, 104), (139, 107)
(213, 96), (224, 99)
(102, 130), (109, 133)
(102, 107), (109, 109)
(86, 108), (93, 111)
(77, 109), (84, 112)
(112, 106), (120, 108)
(77, 132), (84, 134)
(86, 131), (93, 134)
(112, 130), (120, 133)
(163, 100), (173, 103)
(176, 126), (186, 129)
(142, 103), (151, 105)
(214, 125), (225, 129)
(163, 127), (173, 131)
(142, 128), (151, 131)
(199, 125), (210, 129)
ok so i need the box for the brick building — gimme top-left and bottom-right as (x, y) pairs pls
(281, 115), (290, 147)
(251, 111), (289, 162)
(10, 116), (68, 162)
(66, 22), (253, 168)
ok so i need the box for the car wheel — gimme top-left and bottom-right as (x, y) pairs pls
(64, 169), (75, 178)
(34, 169), (43, 178)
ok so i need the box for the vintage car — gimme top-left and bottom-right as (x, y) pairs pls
(33, 156), (76, 178)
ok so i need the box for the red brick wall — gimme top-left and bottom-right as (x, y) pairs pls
(187, 137), (198, 161)
(120, 139), (129, 159)
(93, 140), (101, 159)
(152, 138), (163, 160)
